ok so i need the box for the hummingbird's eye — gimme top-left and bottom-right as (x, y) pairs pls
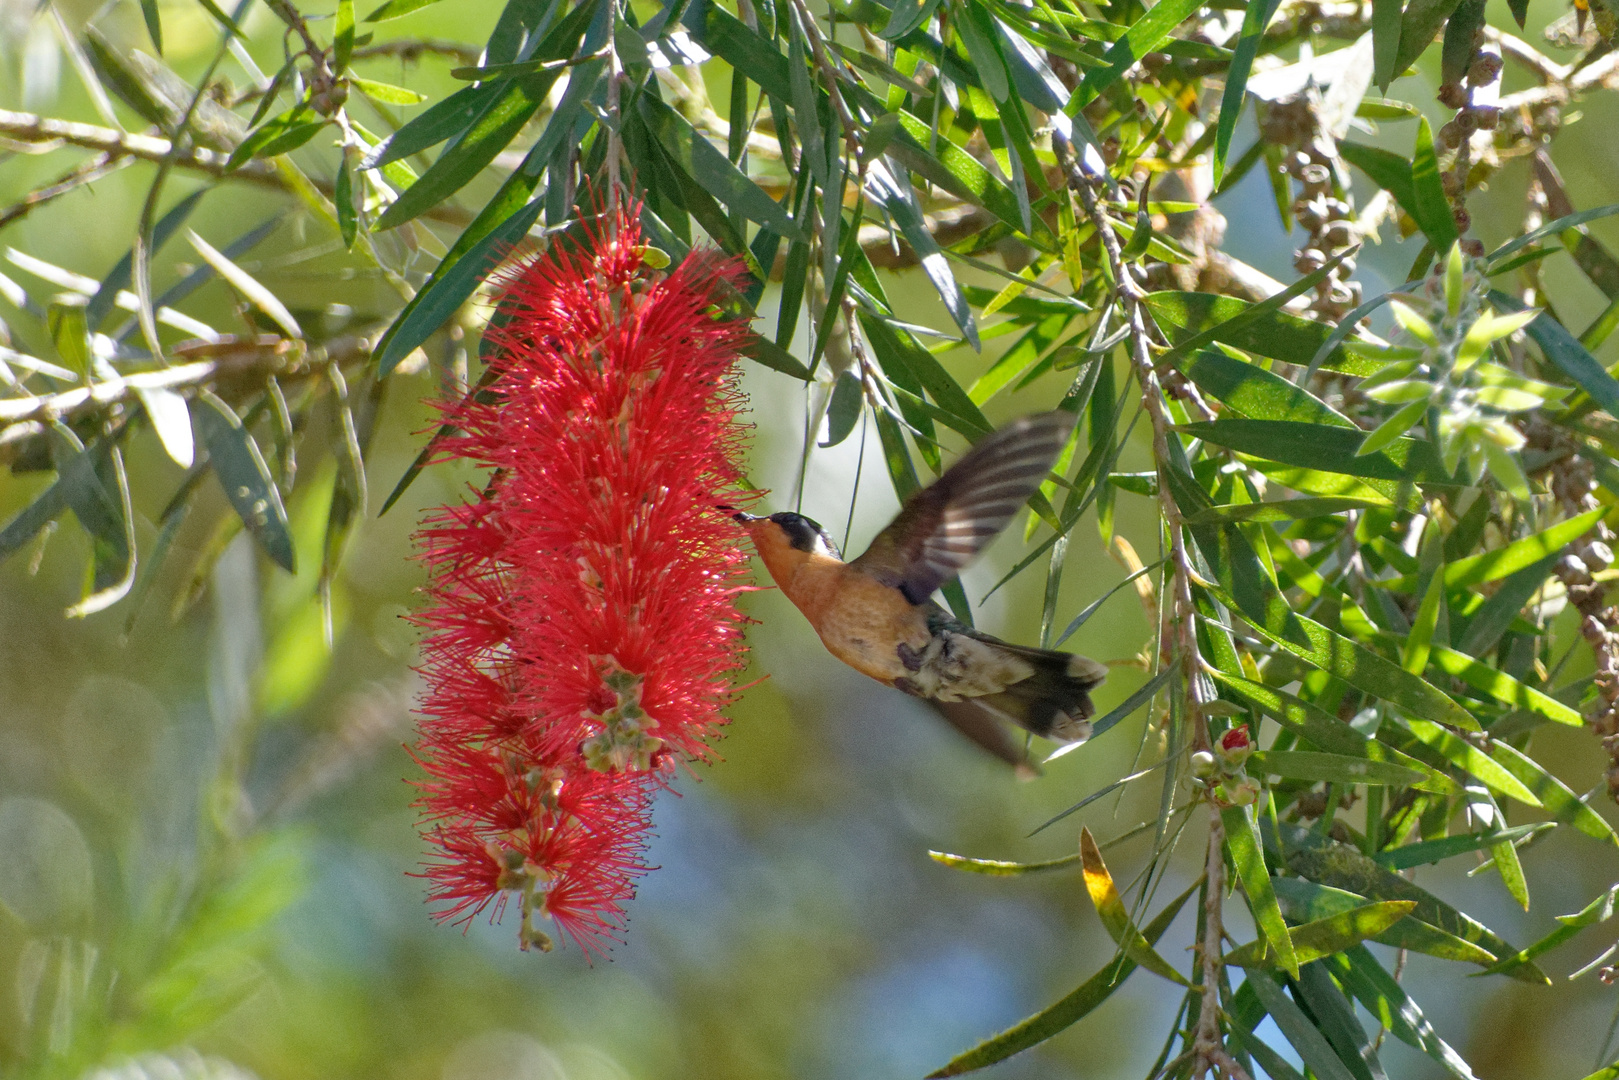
(769, 513), (838, 557)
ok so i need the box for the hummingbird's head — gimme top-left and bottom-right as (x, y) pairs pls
(731, 510), (842, 581)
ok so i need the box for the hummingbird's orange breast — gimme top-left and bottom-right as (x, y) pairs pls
(767, 552), (931, 686)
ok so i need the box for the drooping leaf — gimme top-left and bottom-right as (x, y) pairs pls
(1078, 828), (1189, 984)
(1224, 803), (1298, 977)
(193, 392), (296, 573)
(925, 880), (1198, 1076)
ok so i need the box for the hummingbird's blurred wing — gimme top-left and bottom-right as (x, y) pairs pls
(850, 412), (1076, 605)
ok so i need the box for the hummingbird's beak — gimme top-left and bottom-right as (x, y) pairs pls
(717, 504), (760, 523)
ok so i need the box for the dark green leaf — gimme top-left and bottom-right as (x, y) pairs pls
(1293, 961), (1387, 1080)
(373, 0), (599, 231)
(336, 152), (357, 250)
(866, 163), (978, 346)
(1212, 673), (1457, 792)
(1226, 901), (1416, 968)
(1331, 946), (1479, 1079)
(1373, 823), (1549, 870)
(1441, 0), (1486, 86)
(1224, 803), (1299, 976)
(1213, 0), (1282, 182)
(1248, 751), (1428, 787)
(335, 0), (356, 73)
(1410, 117), (1460, 251)
(1183, 419), (1454, 487)
(1271, 878), (1498, 965)
(881, 0), (940, 39)
(641, 96), (805, 240)
(364, 0), (445, 20)
(925, 880), (1197, 1076)
(1181, 348), (1356, 427)
(821, 371), (863, 447)
(194, 391), (296, 573)
(141, 0), (163, 51)
(364, 83), (501, 168)
(1184, 497), (1388, 525)
(1394, 0), (1465, 81)
(1244, 972), (1358, 1080)
(1144, 285), (1376, 374)
(1486, 203), (1619, 268)
(1067, 0), (1203, 109)
(226, 107), (326, 170)
(1277, 821), (1547, 982)
(1372, 0), (1401, 88)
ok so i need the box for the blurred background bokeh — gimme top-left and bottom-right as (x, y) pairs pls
(2, 0), (1619, 1078)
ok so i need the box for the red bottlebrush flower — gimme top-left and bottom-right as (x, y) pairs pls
(410, 216), (755, 957)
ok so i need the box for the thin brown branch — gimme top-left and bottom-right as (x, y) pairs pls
(0, 333), (371, 465)
(351, 39), (482, 65)
(1055, 127), (1223, 1077)
(0, 110), (473, 228)
(0, 152), (131, 231)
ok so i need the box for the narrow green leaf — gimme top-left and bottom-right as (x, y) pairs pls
(1293, 961), (1388, 1080)
(1373, 823), (1548, 870)
(1182, 348), (1356, 427)
(1487, 740), (1619, 845)
(1248, 751), (1428, 788)
(1212, 673), (1457, 793)
(1184, 497), (1389, 525)
(1404, 572), (1444, 674)
(1428, 647), (1583, 728)
(1154, 251), (1361, 368)
(1371, 0), (1401, 87)
(351, 76), (428, 105)
(882, 0), (941, 39)
(140, 0), (162, 51)
(1226, 901), (1416, 968)
(1480, 884), (1619, 977)
(335, 152), (357, 250)
(955, 3), (1011, 102)
(1244, 972), (1358, 1080)
(1206, 584), (1478, 730)
(1213, 0), (1282, 182)
(925, 880), (1197, 1076)
(1067, 0), (1203, 110)
(1280, 828), (1545, 980)
(1271, 878), (1498, 965)
(1486, 203), (1619, 268)
(1184, 419), (1454, 487)
(194, 391), (296, 573)
(1080, 828), (1189, 985)
(1224, 803), (1298, 976)
(927, 850), (1080, 876)
(1488, 290), (1619, 419)
(1398, 718), (1539, 807)
(374, 0), (598, 231)
(186, 231), (301, 339)
(866, 162), (978, 347)
(364, 0), (445, 20)
(1332, 946), (1479, 1079)
(334, 0), (355, 73)
(364, 83), (501, 168)
(1394, 0), (1465, 84)
(226, 107), (326, 170)
(641, 97), (804, 240)
(1409, 117), (1460, 251)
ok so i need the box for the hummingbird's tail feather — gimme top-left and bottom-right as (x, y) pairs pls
(973, 647), (1108, 744)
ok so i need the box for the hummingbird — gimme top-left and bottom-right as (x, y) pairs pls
(733, 412), (1108, 770)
